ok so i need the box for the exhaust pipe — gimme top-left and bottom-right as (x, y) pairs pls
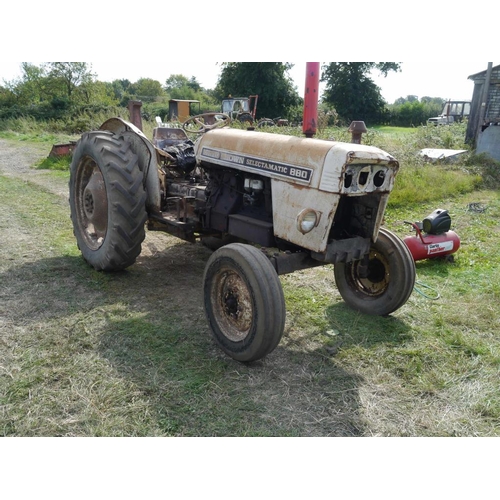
(303, 62), (320, 138)
(128, 100), (143, 131)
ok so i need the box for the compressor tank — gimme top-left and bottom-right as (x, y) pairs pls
(404, 230), (461, 261)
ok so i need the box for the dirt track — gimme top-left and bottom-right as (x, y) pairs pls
(0, 139), (69, 198)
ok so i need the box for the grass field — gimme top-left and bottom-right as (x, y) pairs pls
(1, 122), (499, 439)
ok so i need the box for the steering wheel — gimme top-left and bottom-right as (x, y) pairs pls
(182, 113), (231, 134)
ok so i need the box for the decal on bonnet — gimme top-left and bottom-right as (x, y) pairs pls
(201, 147), (313, 182)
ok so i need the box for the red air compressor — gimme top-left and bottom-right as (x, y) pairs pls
(403, 209), (461, 262)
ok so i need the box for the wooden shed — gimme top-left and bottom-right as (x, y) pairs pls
(168, 99), (200, 123)
(465, 63), (500, 160)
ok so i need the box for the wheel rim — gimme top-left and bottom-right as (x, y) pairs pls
(211, 268), (253, 342)
(349, 249), (389, 297)
(74, 156), (108, 250)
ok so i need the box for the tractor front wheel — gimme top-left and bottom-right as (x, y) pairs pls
(203, 243), (286, 362)
(334, 228), (416, 316)
(69, 131), (148, 271)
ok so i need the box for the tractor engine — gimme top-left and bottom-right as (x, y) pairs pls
(161, 141), (196, 175)
(156, 135), (273, 246)
(200, 168), (273, 246)
(154, 134), (207, 224)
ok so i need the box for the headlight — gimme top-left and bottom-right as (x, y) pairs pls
(297, 209), (319, 234)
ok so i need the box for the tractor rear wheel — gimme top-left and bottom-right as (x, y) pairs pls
(203, 243), (286, 362)
(69, 131), (148, 271)
(333, 228), (416, 316)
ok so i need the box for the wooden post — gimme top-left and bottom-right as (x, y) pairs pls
(476, 62), (493, 144)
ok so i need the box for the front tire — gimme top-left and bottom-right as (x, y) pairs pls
(334, 228), (416, 316)
(69, 131), (148, 271)
(203, 243), (286, 362)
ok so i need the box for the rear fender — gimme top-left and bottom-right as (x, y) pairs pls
(99, 117), (161, 213)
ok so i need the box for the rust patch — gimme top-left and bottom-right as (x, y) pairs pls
(49, 143), (76, 157)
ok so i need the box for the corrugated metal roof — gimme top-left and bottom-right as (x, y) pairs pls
(468, 64), (500, 80)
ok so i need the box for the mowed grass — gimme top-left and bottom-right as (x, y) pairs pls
(1, 174), (367, 436)
(1, 124), (500, 436)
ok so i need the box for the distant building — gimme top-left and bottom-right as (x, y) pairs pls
(466, 64), (500, 160)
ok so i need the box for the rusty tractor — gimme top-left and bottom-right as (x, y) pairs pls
(221, 95), (258, 124)
(69, 111), (416, 362)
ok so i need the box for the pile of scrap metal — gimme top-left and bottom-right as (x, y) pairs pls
(49, 142), (77, 157)
(419, 148), (468, 163)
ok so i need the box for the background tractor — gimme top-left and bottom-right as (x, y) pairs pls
(221, 95), (258, 123)
(427, 100), (471, 125)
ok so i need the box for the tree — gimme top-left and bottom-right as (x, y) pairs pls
(420, 96), (446, 106)
(0, 62), (119, 119)
(165, 74), (202, 92)
(0, 84), (16, 110)
(394, 95), (420, 105)
(130, 78), (165, 101)
(78, 80), (119, 106)
(215, 63), (301, 120)
(188, 76), (201, 92)
(321, 63), (401, 125)
(2, 63), (49, 106)
(46, 62), (95, 100)
(165, 74), (189, 91)
(165, 74), (197, 100)
(164, 74), (209, 102)
(388, 96), (446, 127)
(110, 79), (133, 106)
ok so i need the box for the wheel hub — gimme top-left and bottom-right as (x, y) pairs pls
(223, 289), (239, 317)
(355, 252), (389, 296)
(366, 257), (386, 283)
(83, 169), (108, 234)
(216, 271), (253, 342)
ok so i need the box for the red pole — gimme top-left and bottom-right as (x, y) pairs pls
(303, 62), (320, 138)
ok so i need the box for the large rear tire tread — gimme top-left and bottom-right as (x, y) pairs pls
(203, 243), (286, 362)
(69, 131), (148, 271)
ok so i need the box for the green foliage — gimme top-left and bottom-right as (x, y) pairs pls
(369, 122), (469, 165)
(463, 152), (500, 188)
(0, 62), (119, 120)
(388, 165), (481, 207)
(388, 98), (445, 126)
(321, 63), (401, 125)
(36, 155), (72, 171)
(414, 121), (468, 149)
(2, 62), (464, 130)
(45, 62), (96, 106)
(215, 63), (301, 120)
(0, 108), (127, 136)
(131, 78), (165, 101)
(3, 100), (493, 201)
(165, 74), (202, 93)
(110, 79), (134, 106)
(391, 101), (426, 126)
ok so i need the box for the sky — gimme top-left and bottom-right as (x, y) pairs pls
(1, 61), (495, 104)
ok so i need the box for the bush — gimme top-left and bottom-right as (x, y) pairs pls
(388, 100), (444, 127)
(463, 153), (500, 188)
